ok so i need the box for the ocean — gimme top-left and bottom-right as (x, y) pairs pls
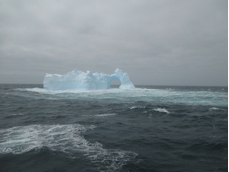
(0, 84), (227, 172)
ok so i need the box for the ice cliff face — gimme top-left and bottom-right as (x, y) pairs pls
(43, 68), (135, 90)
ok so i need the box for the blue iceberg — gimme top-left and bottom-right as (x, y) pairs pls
(43, 68), (135, 90)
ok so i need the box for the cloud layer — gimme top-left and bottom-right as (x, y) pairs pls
(0, 0), (227, 86)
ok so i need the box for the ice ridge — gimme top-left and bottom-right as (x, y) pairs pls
(43, 68), (135, 90)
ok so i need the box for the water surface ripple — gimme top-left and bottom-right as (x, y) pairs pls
(0, 84), (227, 172)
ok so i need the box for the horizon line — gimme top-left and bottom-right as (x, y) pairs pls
(0, 83), (227, 87)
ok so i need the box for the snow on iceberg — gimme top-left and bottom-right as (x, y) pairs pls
(43, 68), (135, 90)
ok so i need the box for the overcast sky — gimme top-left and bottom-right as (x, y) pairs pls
(0, 0), (227, 86)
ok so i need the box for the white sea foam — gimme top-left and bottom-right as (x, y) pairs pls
(209, 107), (219, 111)
(6, 113), (24, 117)
(15, 87), (228, 107)
(95, 113), (116, 117)
(130, 106), (138, 109)
(82, 113), (116, 117)
(153, 108), (170, 114)
(0, 124), (137, 171)
(129, 106), (146, 110)
(0, 124), (95, 154)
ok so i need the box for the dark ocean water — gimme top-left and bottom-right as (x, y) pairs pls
(0, 84), (228, 172)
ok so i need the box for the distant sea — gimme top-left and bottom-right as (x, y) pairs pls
(0, 84), (227, 172)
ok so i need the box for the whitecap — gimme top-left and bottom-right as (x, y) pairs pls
(6, 113), (24, 117)
(83, 113), (116, 117)
(129, 106), (145, 110)
(0, 124), (95, 154)
(15, 87), (228, 107)
(153, 108), (170, 114)
(130, 106), (137, 109)
(95, 113), (116, 117)
(209, 107), (219, 111)
(16, 87), (125, 95)
(0, 124), (137, 171)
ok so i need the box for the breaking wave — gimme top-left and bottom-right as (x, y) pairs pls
(14, 87), (228, 107)
(82, 113), (117, 117)
(153, 108), (170, 114)
(209, 107), (220, 111)
(95, 113), (116, 117)
(0, 124), (137, 171)
(5, 113), (25, 117)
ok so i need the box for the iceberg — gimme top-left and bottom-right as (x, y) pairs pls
(43, 68), (135, 90)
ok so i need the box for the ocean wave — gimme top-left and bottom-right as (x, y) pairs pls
(129, 106), (145, 109)
(82, 113), (116, 117)
(14, 87), (228, 107)
(153, 108), (170, 114)
(209, 107), (220, 111)
(0, 124), (137, 171)
(5, 113), (25, 117)
(95, 113), (116, 117)
(16, 88), (126, 94)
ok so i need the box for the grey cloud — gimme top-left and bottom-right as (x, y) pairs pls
(0, 0), (227, 86)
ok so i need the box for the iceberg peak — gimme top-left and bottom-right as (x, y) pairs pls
(115, 68), (121, 73)
(43, 68), (135, 90)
